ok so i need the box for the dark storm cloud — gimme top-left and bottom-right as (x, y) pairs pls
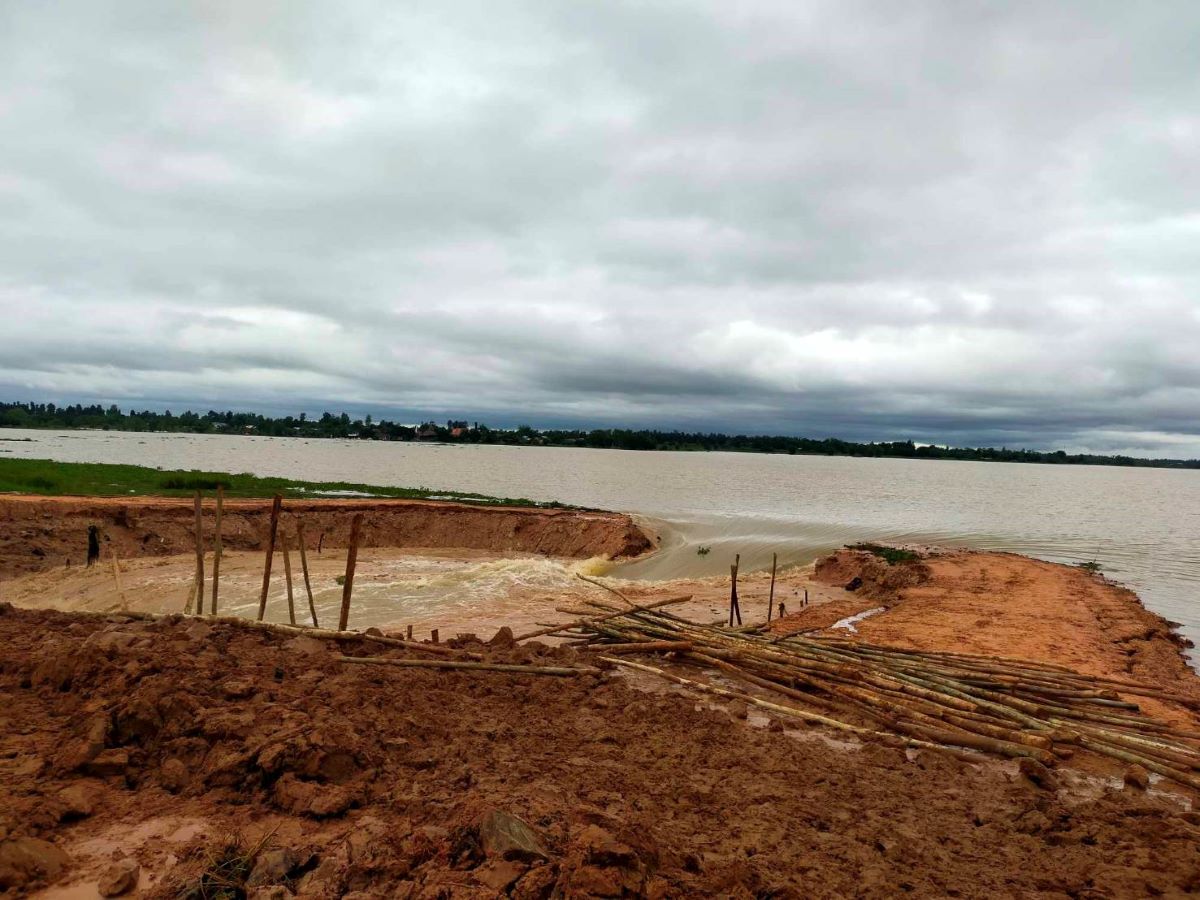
(2, 1), (1199, 455)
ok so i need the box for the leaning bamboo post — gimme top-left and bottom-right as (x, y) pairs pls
(295, 521), (318, 627)
(192, 490), (205, 615)
(767, 552), (777, 623)
(281, 533), (297, 626)
(257, 494), (283, 621)
(338, 513), (363, 631)
(210, 486), (223, 616)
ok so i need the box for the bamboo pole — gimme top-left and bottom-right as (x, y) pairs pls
(338, 513), (363, 632)
(767, 552), (777, 623)
(515, 595), (693, 641)
(210, 486), (223, 616)
(257, 495), (283, 621)
(295, 521), (318, 627)
(281, 533), (297, 626)
(192, 490), (204, 615)
(341, 656), (601, 677)
(729, 554), (742, 627)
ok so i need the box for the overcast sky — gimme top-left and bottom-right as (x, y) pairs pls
(2, 2), (1198, 455)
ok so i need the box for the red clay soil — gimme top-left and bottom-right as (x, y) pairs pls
(0, 495), (654, 580)
(4, 605), (1200, 898)
(776, 548), (1200, 732)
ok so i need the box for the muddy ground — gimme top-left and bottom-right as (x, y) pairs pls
(3, 603), (1200, 899)
(0, 496), (655, 580)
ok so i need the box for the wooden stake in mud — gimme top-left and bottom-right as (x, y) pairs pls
(257, 494), (283, 622)
(338, 513), (363, 631)
(192, 490), (205, 615)
(406, 624), (413, 640)
(728, 554), (742, 627)
(210, 486), (223, 616)
(431, 628), (440, 644)
(281, 534), (297, 626)
(767, 552), (777, 623)
(295, 521), (318, 628)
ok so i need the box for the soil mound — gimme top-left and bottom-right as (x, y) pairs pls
(3, 603), (1200, 897)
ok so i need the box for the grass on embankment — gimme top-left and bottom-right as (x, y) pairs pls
(0, 458), (563, 508)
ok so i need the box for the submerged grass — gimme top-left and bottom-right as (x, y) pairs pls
(0, 458), (566, 508)
(848, 542), (921, 565)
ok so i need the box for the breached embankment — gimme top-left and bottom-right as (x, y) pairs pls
(0, 495), (656, 580)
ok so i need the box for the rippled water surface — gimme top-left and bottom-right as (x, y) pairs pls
(4, 429), (1198, 653)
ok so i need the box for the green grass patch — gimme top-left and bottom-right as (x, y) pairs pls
(848, 542), (921, 565)
(0, 458), (566, 508)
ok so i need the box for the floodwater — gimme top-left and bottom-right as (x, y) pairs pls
(3, 429), (1198, 654)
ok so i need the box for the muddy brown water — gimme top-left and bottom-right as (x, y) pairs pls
(3, 428), (1198, 658)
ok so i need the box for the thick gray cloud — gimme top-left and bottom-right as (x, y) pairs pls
(2, 1), (1199, 455)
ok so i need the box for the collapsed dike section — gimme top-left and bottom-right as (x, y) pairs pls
(0, 495), (656, 579)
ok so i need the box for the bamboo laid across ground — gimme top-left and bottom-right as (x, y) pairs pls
(569, 599), (1200, 788)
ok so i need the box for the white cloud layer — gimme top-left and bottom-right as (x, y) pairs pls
(2, 1), (1199, 455)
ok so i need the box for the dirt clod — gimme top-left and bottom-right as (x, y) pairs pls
(1124, 764), (1152, 791)
(97, 857), (140, 896)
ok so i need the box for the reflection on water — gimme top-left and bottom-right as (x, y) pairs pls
(3, 428), (1197, 653)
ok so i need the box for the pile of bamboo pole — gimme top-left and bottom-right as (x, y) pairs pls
(548, 598), (1200, 789)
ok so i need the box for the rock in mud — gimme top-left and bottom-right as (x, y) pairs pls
(97, 857), (140, 896)
(479, 809), (549, 862)
(160, 757), (189, 792)
(57, 780), (102, 820)
(247, 848), (301, 887)
(1124, 764), (1151, 791)
(0, 836), (70, 890)
(488, 626), (516, 649)
(84, 748), (130, 778)
(1018, 757), (1058, 791)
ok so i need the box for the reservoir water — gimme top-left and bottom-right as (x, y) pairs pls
(3, 429), (1197, 656)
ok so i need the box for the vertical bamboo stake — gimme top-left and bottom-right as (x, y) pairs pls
(338, 513), (363, 631)
(767, 552), (777, 623)
(192, 490), (205, 615)
(282, 534), (297, 626)
(296, 521), (318, 628)
(210, 486), (223, 616)
(257, 495), (283, 621)
(729, 554), (742, 627)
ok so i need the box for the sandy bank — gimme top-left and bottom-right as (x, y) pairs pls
(4, 604), (1200, 898)
(768, 547), (1200, 730)
(0, 494), (655, 580)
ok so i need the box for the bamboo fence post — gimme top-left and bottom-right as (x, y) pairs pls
(210, 486), (223, 616)
(729, 554), (742, 627)
(281, 533), (297, 626)
(338, 513), (362, 631)
(257, 494), (283, 622)
(767, 552), (777, 623)
(296, 521), (318, 627)
(192, 490), (205, 615)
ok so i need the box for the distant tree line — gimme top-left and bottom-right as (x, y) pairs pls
(2, 401), (1197, 469)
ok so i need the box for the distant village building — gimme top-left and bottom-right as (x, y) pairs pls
(415, 425), (438, 441)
